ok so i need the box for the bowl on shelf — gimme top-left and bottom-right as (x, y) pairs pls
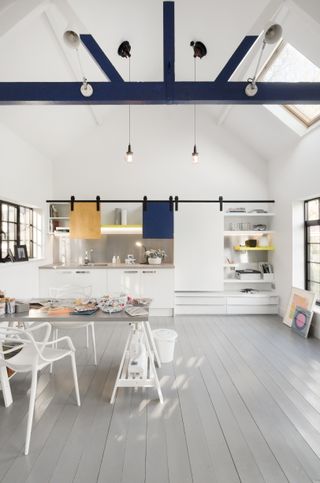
(245, 239), (257, 248)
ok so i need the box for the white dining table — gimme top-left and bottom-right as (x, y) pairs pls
(0, 305), (163, 407)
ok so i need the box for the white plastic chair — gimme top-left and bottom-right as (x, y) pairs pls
(48, 285), (97, 371)
(0, 322), (80, 455)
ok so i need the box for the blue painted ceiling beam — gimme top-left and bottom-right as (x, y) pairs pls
(215, 36), (258, 83)
(163, 1), (175, 99)
(1, 1), (320, 104)
(0, 81), (319, 104)
(80, 34), (123, 83)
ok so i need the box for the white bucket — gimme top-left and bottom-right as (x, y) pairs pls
(153, 329), (178, 363)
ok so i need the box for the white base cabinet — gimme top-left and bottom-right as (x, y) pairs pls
(39, 268), (174, 315)
(107, 269), (174, 314)
(39, 269), (107, 298)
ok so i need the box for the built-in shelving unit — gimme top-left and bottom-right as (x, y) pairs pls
(223, 206), (277, 311)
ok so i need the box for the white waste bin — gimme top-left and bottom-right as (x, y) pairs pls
(152, 329), (178, 363)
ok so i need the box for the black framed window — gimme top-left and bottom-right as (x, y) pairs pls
(305, 198), (320, 301)
(0, 200), (42, 261)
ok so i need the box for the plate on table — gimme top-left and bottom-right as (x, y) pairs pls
(71, 305), (98, 315)
(99, 305), (124, 314)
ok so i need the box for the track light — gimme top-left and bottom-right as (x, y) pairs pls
(245, 23), (282, 97)
(63, 28), (93, 98)
(63, 29), (80, 49)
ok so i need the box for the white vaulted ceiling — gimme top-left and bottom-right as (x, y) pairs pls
(0, 0), (319, 162)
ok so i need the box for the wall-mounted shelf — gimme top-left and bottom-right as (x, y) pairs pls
(224, 213), (275, 217)
(233, 246), (274, 251)
(224, 231), (274, 236)
(101, 225), (142, 234)
(224, 279), (273, 284)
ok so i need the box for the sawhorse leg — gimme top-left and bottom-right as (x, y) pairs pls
(141, 322), (163, 404)
(110, 328), (132, 404)
(145, 320), (161, 368)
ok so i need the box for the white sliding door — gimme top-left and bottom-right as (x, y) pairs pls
(174, 204), (223, 291)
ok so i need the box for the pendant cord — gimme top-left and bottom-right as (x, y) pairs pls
(193, 57), (197, 146)
(128, 57), (131, 146)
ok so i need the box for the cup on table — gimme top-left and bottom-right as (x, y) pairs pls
(6, 300), (15, 314)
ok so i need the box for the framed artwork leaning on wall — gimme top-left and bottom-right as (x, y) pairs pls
(283, 287), (316, 327)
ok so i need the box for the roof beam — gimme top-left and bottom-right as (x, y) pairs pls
(215, 36), (258, 83)
(80, 34), (123, 82)
(0, 80), (320, 105)
(163, 1), (175, 98)
(0, 0), (50, 38)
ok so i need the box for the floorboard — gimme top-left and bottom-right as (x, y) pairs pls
(1, 315), (320, 483)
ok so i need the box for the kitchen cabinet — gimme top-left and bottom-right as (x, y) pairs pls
(107, 269), (140, 297)
(39, 269), (107, 297)
(143, 201), (173, 239)
(140, 269), (174, 308)
(39, 267), (174, 315)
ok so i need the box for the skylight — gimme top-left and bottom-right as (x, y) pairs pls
(259, 42), (320, 127)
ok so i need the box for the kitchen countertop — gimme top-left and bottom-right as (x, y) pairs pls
(39, 263), (175, 269)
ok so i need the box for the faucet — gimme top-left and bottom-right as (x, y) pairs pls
(84, 248), (94, 265)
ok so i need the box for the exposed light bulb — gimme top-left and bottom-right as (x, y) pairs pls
(192, 145), (199, 164)
(125, 144), (133, 163)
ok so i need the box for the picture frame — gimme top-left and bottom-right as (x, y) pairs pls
(291, 305), (313, 338)
(14, 244), (28, 262)
(283, 287), (316, 327)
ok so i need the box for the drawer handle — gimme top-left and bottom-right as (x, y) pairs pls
(142, 270), (156, 274)
(75, 271), (90, 274)
(124, 270), (138, 274)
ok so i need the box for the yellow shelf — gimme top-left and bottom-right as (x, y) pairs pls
(101, 224), (142, 234)
(233, 246), (275, 251)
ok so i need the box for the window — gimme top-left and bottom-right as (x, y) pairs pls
(0, 200), (42, 261)
(259, 42), (320, 127)
(305, 198), (320, 301)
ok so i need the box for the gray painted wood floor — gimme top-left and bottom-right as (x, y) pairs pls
(1, 315), (320, 483)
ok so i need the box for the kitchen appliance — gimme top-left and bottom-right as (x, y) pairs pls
(236, 269), (261, 280)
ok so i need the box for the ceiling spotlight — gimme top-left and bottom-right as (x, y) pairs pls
(63, 28), (94, 98)
(63, 29), (80, 49)
(245, 23), (283, 97)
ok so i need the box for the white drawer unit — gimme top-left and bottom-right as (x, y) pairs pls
(175, 292), (227, 315)
(226, 294), (279, 314)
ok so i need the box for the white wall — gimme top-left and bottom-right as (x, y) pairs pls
(268, 126), (320, 320)
(52, 105), (268, 201)
(0, 123), (53, 298)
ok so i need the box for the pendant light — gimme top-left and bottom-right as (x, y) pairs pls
(118, 41), (133, 163)
(190, 41), (207, 164)
(63, 28), (93, 98)
(245, 23), (282, 97)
